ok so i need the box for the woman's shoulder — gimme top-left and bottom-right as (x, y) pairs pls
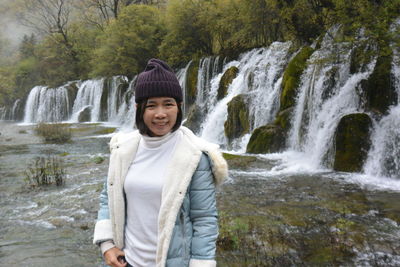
(109, 130), (141, 151)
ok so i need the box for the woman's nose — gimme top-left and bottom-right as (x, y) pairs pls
(154, 108), (167, 118)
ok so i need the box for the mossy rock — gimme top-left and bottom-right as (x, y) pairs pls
(222, 153), (257, 169)
(100, 77), (129, 121)
(360, 45), (397, 115)
(218, 66), (239, 100)
(274, 107), (294, 132)
(333, 113), (372, 172)
(183, 104), (203, 133)
(65, 81), (79, 119)
(185, 59), (200, 107)
(280, 46), (314, 111)
(246, 124), (285, 154)
(224, 95), (250, 143)
(77, 106), (92, 122)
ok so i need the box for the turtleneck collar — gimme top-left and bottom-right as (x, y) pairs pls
(141, 129), (180, 149)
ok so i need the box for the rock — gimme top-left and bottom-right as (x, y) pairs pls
(280, 46), (314, 111)
(246, 124), (285, 154)
(77, 106), (92, 122)
(274, 107), (294, 132)
(349, 42), (375, 74)
(224, 94), (250, 143)
(360, 45), (397, 115)
(218, 66), (238, 100)
(183, 105), (203, 133)
(185, 59), (199, 108)
(333, 113), (372, 172)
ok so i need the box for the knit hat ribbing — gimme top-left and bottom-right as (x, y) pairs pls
(135, 58), (183, 103)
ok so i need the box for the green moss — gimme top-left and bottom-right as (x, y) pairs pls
(93, 156), (105, 164)
(218, 66), (238, 100)
(349, 42), (376, 74)
(222, 152), (257, 169)
(280, 46), (314, 111)
(224, 95), (250, 143)
(246, 124), (285, 154)
(186, 59), (199, 107)
(93, 127), (116, 135)
(333, 113), (372, 172)
(363, 45), (397, 114)
(274, 107), (293, 131)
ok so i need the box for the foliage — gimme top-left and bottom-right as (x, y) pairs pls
(93, 156), (105, 164)
(24, 155), (66, 187)
(160, 0), (213, 66)
(35, 123), (72, 143)
(91, 4), (162, 77)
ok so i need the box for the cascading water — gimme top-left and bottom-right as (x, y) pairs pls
(177, 61), (191, 116)
(200, 42), (292, 149)
(363, 47), (400, 179)
(23, 85), (70, 123)
(287, 28), (377, 168)
(70, 79), (104, 122)
(195, 56), (222, 114)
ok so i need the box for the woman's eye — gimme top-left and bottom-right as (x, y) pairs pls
(146, 105), (155, 108)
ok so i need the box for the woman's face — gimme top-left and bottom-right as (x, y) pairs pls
(143, 97), (179, 136)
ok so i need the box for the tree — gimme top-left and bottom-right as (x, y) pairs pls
(91, 4), (163, 77)
(160, 0), (214, 66)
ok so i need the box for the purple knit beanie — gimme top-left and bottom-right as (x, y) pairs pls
(135, 58), (183, 103)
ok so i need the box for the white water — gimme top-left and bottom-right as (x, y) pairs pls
(200, 42), (292, 148)
(23, 85), (70, 123)
(70, 79), (104, 122)
(177, 61), (192, 116)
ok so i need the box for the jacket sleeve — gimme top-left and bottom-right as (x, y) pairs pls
(188, 153), (218, 267)
(93, 135), (119, 249)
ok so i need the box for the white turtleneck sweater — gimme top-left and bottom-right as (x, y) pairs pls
(123, 130), (181, 267)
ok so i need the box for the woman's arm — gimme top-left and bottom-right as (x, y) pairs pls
(189, 153), (218, 267)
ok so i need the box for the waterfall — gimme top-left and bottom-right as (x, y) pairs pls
(195, 56), (223, 115)
(107, 76), (129, 123)
(177, 61), (191, 116)
(0, 106), (7, 120)
(200, 42), (292, 147)
(11, 99), (21, 120)
(363, 46), (400, 179)
(23, 85), (70, 123)
(116, 77), (137, 128)
(287, 28), (376, 168)
(70, 79), (104, 122)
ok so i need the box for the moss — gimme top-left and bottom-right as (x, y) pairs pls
(333, 113), (372, 172)
(183, 104), (203, 133)
(93, 127), (116, 135)
(224, 95), (250, 143)
(246, 124), (285, 154)
(186, 59), (200, 107)
(280, 46), (314, 111)
(218, 66), (238, 100)
(362, 45), (397, 115)
(274, 107), (294, 132)
(222, 152), (257, 169)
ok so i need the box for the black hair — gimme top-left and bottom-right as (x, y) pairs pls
(135, 97), (183, 136)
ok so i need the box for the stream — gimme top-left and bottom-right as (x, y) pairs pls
(0, 122), (399, 266)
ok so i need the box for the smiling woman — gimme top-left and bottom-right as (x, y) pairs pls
(93, 58), (228, 267)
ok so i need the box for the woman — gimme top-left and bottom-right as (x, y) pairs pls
(93, 59), (228, 267)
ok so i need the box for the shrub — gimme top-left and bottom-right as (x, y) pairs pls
(35, 123), (72, 143)
(24, 155), (66, 187)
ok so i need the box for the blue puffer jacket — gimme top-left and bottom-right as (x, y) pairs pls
(93, 127), (228, 267)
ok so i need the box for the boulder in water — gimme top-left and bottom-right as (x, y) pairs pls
(77, 106), (92, 122)
(185, 59), (199, 108)
(224, 94), (250, 143)
(280, 46), (314, 111)
(218, 66), (238, 100)
(246, 124), (285, 154)
(183, 105), (203, 134)
(333, 113), (372, 172)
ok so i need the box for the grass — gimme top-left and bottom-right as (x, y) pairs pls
(35, 123), (72, 143)
(24, 155), (66, 187)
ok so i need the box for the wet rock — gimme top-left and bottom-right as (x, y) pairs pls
(350, 42), (376, 74)
(224, 94), (250, 143)
(360, 45), (397, 115)
(280, 46), (314, 111)
(185, 59), (199, 108)
(183, 105), (203, 133)
(218, 66), (238, 100)
(246, 124), (285, 154)
(333, 113), (372, 172)
(77, 106), (92, 122)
